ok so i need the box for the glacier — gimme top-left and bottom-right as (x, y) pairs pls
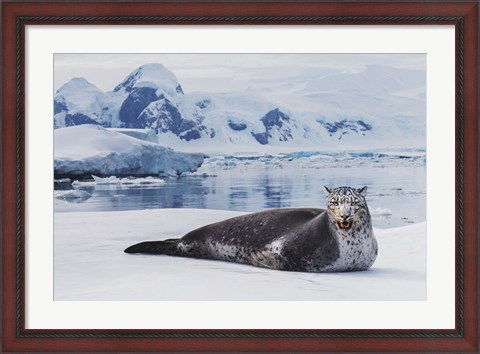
(54, 125), (206, 178)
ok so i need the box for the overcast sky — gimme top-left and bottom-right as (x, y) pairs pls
(54, 53), (425, 94)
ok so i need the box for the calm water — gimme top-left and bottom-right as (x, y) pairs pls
(55, 166), (425, 228)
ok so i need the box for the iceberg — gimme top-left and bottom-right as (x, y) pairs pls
(54, 125), (205, 178)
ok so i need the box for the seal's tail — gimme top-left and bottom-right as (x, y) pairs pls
(124, 238), (179, 255)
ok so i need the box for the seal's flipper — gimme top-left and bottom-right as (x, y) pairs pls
(124, 240), (177, 254)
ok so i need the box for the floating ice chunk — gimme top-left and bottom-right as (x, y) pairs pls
(92, 175), (121, 184)
(370, 207), (393, 217)
(119, 177), (166, 186)
(71, 180), (95, 187)
(72, 175), (166, 187)
(54, 190), (91, 202)
(181, 171), (218, 177)
(54, 178), (72, 183)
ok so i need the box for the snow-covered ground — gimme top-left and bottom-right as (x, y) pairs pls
(54, 208), (426, 301)
(54, 125), (205, 177)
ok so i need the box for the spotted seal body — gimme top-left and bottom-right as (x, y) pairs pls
(125, 186), (378, 272)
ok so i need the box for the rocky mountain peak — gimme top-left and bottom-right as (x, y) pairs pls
(113, 63), (183, 95)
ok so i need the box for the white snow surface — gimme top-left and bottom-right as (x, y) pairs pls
(54, 125), (205, 177)
(54, 208), (426, 301)
(107, 128), (158, 143)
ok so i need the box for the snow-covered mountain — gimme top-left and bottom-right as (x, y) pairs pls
(112, 63), (187, 131)
(54, 77), (121, 128)
(113, 63), (184, 104)
(54, 63), (426, 151)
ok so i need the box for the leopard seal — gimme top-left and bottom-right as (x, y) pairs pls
(125, 186), (378, 272)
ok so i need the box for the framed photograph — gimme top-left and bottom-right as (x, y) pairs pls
(2, 1), (478, 352)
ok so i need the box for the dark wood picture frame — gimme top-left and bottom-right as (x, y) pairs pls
(2, 1), (478, 352)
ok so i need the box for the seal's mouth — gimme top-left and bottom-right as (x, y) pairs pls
(337, 220), (352, 229)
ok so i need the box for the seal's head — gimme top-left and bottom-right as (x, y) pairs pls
(324, 186), (368, 230)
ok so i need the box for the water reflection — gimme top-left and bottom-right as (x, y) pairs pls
(54, 166), (426, 228)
